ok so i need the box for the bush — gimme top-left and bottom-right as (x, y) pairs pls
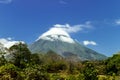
(83, 62), (98, 80)
(77, 74), (84, 80)
(51, 73), (65, 80)
(0, 63), (23, 80)
(66, 75), (77, 80)
(23, 65), (50, 80)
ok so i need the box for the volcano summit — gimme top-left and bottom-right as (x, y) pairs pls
(29, 24), (107, 60)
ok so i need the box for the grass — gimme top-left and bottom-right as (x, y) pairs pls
(49, 72), (120, 80)
(98, 75), (120, 80)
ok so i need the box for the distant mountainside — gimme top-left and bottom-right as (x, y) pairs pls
(0, 43), (7, 53)
(29, 26), (107, 61)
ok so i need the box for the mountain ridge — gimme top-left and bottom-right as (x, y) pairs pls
(29, 26), (107, 61)
(29, 35), (107, 61)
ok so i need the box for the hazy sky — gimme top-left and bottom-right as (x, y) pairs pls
(0, 0), (120, 56)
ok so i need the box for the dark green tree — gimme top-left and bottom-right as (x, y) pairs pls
(30, 53), (43, 65)
(83, 62), (98, 80)
(105, 52), (120, 75)
(9, 42), (31, 68)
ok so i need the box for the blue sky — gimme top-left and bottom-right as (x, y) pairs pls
(0, 0), (120, 56)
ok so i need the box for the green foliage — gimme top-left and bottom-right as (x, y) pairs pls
(83, 62), (98, 80)
(67, 62), (76, 74)
(0, 54), (7, 66)
(105, 53), (120, 75)
(9, 43), (31, 68)
(46, 61), (67, 73)
(1, 44), (120, 80)
(77, 74), (84, 80)
(0, 63), (22, 80)
(30, 53), (43, 65)
(50, 73), (65, 80)
(40, 51), (68, 73)
(66, 75), (77, 80)
(23, 65), (50, 80)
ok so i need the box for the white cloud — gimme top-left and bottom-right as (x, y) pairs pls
(37, 21), (93, 40)
(0, 0), (12, 4)
(115, 19), (120, 25)
(83, 40), (97, 46)
(54, 21), (93, 33)
(0, 38), (24, 48)
(54, 24), (82, 33)
(37, 22), (93, 41)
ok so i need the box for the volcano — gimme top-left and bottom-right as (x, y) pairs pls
(29, 25), (107, 60)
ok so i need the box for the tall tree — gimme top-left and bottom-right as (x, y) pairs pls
(9, 42), (31, 68)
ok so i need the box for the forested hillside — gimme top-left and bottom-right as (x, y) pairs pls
(0, 43), (120, 80)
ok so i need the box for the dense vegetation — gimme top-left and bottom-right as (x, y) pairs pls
(0, 43), (120, 80)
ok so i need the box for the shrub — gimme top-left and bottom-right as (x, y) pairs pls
(83, 62), (98, 80)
